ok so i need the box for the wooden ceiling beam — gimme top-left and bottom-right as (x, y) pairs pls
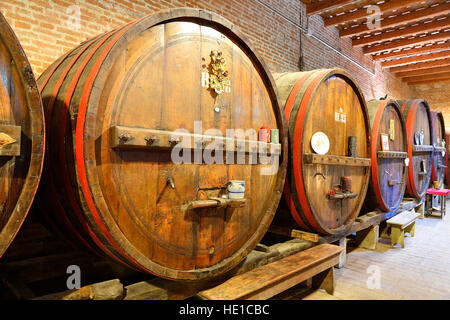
(340, 2), (450, 38)
(408, 77), (450, 85)
(306, 0), (360, 16)
(395, 64), (450, 78)
(323, 0), (425, 27)
(390, 57), (450, 72)
(381, 49), (450, 67)
(403, 73), (450, 83)
(353, 17), (450, 47)
(363, 30), (450, 54)
(373, 41), (450, 60)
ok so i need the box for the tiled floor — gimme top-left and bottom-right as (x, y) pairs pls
(278, 200), (450, 300)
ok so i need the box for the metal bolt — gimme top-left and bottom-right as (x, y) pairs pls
(145, 135), (158, 145)
(169, 137), (181, 147)
(119, 132), (133, 143)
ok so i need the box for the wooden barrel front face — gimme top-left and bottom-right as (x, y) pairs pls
(0, 13), (45, 258)
(275, 69), (370, 235)
(398, 99), (433, 199)
(364, 100), (407, 212)
(431, 111), (446, 188)
(38, 9), (287, 280)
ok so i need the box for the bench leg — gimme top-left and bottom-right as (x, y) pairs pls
(417, 201), (425, 219)
(312, 267), (335, 295)
(356, 225), (379, 250)
(404, 222), (415, 237)
(390, 227), (404, 248)
(335, 237), (346, 269)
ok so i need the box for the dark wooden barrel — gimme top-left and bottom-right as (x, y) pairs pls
(37, 8), (287, 280)
(0, 13), (45, 258)
(397, 99), (433, 199)
(363, 100), (407, 212)
(273, 69), (371, 235)
(430, 111), (446, 188)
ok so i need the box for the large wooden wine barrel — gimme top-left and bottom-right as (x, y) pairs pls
(363, 100), (407, 212)
(37, 8), (287, 280)
(0, 13), (45, 258)
(430, 111), (446, 188)
(397, 99), (433, 199)
(273, 69), (371, 235)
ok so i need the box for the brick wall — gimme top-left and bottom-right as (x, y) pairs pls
(411, 83), (450, 132)
(0, 0), (413, 102)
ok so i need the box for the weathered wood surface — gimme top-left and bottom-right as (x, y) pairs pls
(397, 99), (433, 199)
(197, 244), (342, 300)
(124, 238), (313, 300)
(273, 69), (371, 235)
(364, 99), (407, 212)
(36, 8), (287, 280)
(0, 12), (45, 258)
(430, 111), (446, 188)
(32, 279), (123, 300)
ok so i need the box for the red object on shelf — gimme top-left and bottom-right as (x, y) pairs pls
(259, 126), (271, 143)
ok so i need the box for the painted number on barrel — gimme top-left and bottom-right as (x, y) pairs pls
(202, 72), (231, 93)
(335, 108), (346, 123)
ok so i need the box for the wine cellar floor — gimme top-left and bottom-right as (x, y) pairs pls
(276, 199), (450, 300)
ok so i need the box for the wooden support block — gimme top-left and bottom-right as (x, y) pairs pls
(417, 201), (425, 219)
(0, 273), (35, 300)
(390, 226), (405, 248)
(0, 124), (21, 156)
(312, 267), (335, 295)
(197, 244), (343, 300)
(268, 225), (319, 242)
(335, 237), (346, 269)
(32, 279), (124, 300)
(405, 223), (415, 237)
(355, 225), (379, 250)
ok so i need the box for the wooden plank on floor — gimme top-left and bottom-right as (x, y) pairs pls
(197, 244), (343, 300)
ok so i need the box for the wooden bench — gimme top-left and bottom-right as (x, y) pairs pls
(197, 244), (343, 300)
(386, 210), (421, 248)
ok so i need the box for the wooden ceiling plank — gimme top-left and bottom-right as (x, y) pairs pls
(395, 64), (450, 78)
(404, 73), (450, 83)
(324, 0), (424, 27)
(306, 0), (360, 15)
(381, 49), (450, 67)
(340, 2), (450, 38)
(390, 56), (450, 72)
(353, 17), (450, 47)
(373, 41), (450, 60)
(407, 77), (450, 85)
(363, 30), (450, 55)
